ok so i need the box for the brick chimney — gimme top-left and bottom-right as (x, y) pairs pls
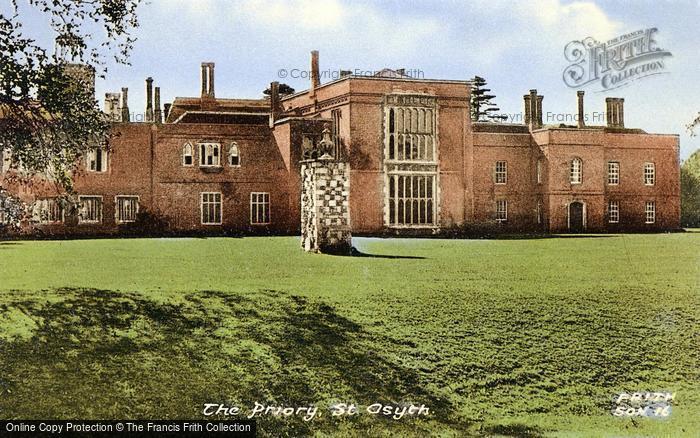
(577, 91), (585, 128)
(310, 50), (320, 96)
(606, 97), (625, 128)
(524, 89), (543, 130)
(120, 87), (130, 122)
(154, 86), (162, 124)
(145, 77), (154, 122)
(269, 81), (281, 128)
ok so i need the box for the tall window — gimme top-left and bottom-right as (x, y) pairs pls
(385, 95), (438, 227)
(536, 200), (542, 224)
(607, 161), (620, 185)
(388, 175), (435, 225)
(332, 108), (342, 157)
(608, 200), (619, 223)
(570, 158), (582, 184)
(115, 196), (139, 223)
(536, 159), (543, 184)
(495, 161), (507, 184)
(229, 143), (240, 166)
(32, 198), (63, 224)
(496, 200), (508, 222)
(183, 143), (194, 166)
(201, 192), (222, 225)
(250, 192), (270, 225)
(644, 163), (655, 186)
(86, 148), (108, 172)
(79, 196), (103, 223)
(645, 201), (656, 224)
(199, 143), (221, 167)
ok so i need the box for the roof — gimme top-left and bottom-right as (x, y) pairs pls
(166, 97), (269, 123)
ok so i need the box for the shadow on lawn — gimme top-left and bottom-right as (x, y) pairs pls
(0, 288), (465, 436)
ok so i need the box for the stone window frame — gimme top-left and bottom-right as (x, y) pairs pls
(250, 192), (270, 225)
(200, 192), (222, 225)
(115, 195), (140, 224)
(645, 201), (656, 224)
(86, 147), (108, 173)
(644, 162), (655, 186)
(387, 173), (436, 227)
(199, 142), (221, 167)
(607, 161), (620, 185)
(570, 157), (583, 185)
(32, 198), (64, 224)
(495, 161), (507, 185)
(229, 142), (241, 167)
(608, 200), (620, 223)
(182, 143), (194, 167)
(78, 195), (103, 224)
(536, 159), (543, 184)
(496, 199), (508, 222)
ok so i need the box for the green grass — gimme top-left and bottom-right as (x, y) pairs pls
(0, 233), (698, 437)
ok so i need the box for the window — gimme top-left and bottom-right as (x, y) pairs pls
(32, 198), (63, 224)
(115, 196), (139, 223)
(250, 192), (270, 225)
(229, 143), (240, 166)
(495, 161), (507, 184)
(199, 143), (221, 167)
(608, 200), (619, 223)
(536, 200), (542, 224)
(644, 163), (655, 186)
(386, 106), (435, 162)
(332, 108), (342, 156)
(201, 192), (222, 225)
(496, 200), (508, 222)
(79, 196), (103, 223)
(86, 148), (108, 172)
(645, 201), (655, 224)
(388, 175), (435, 226)
(570, 158), (582, 184)
(384, 95), (438, 227)
(607, 161), (620, 185)
(536, 159), (543, 184)
(183, 143), (194, 166)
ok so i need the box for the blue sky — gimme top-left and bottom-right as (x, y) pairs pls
(13, 0), (700, 158)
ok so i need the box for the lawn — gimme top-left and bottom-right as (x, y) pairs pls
(0, 233), (698, 437)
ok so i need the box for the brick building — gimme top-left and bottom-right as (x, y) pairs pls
(0, 52), (681, 236)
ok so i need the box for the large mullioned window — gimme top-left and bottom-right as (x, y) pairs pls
(201, 192), (222, 225)
(384, 95), (438, 227)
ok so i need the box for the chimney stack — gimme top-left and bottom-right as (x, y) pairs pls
(121, 87), (130, 122)
(104, 93), (121, 121)
(524, 89), (543, 130)
(154, 86), (162, 123)
(310, 50), (320, 95)
(201, 62), (215, 99)
(577, 91), (585, 128)
(606, 97), (625, 128)
(269, 81), (281, 128)
(145, 77), (154, 122)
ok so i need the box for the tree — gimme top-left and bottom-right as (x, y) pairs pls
(688, 112), (700, 137)
(470, 76), (507, 122)
(263, 83), (295, 97)
(0, 0), (142, 192)
(681, 149), (700, 228)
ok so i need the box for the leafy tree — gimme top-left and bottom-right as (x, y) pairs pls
(470, 76), (507, 122)
(263, 83), (296, 96)
(681, 149), (700, 228)
(688, 112), (699, 137)
(0, 0), (142, 191)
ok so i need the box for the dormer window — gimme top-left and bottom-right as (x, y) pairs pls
(199, 142), (220, 167)
(183, 143), (194, 166)
(229, 142), (240, 166)
(86, 147), (108, 173)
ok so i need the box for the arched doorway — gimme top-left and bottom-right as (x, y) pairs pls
(568, 201), (586, 232)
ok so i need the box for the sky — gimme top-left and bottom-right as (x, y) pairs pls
(11, 0), (700, 159)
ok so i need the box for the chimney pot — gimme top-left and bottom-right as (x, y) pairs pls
(269, 81), (280, 128)
(145, 77), (154, 122)
(577, 91), (585, 128)
(121, 87), (130, 122)
(154, 86), (162, 124)
(310, 50), (320, 95)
